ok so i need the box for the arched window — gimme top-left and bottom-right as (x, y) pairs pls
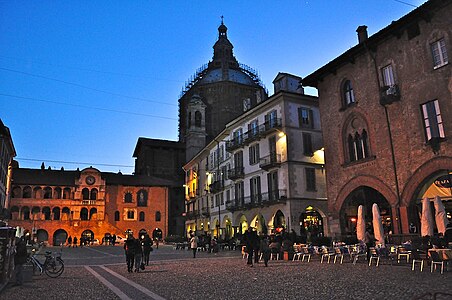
(343, 80), (355, 107)
(22, 207), (30, 220)
(155, 211), (161, 222)
(54, 187), (62, 199)
(124, 192), (133, 203)
(63, 188), (71, 199)
(187, 112), (192, 128)
(195, 111), (202, 127)
(89, 208), (97, 220)
(82, 188), (89, 200)
(114, 211), (120, 221)
(139, 212), (145, 222)
(90, 188), (98, 200)
(80, 208), (89, 220)
(12, 187), (21, 198)
(33, 187), (42, 199)
(42, 207), (51, 220)
(52, 207), (60, 220)
(43, 187), (52, 199)
(344, 116), (371, 163)
(23, 186), (32, 198)
(137, 190), (148, 207)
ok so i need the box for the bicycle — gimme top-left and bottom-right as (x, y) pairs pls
(27, 249), (64, 278)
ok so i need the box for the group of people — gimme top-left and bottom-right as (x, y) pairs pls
(243, 227), (273, 267)
(124, 234), (153, 273)
(66, 235), (95, 247)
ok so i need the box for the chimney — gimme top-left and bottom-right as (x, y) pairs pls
(356, 25), (368, 44)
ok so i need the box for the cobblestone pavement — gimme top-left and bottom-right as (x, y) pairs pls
(2, 245), (451, 300)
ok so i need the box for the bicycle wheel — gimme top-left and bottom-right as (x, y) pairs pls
(27, 257), (40, 276)
(45, 257), (64, 278)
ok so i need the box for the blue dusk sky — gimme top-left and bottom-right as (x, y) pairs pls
(0, 0), (426, 174)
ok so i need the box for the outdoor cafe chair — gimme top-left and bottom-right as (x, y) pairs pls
(333, 247), (345, 264)
(301, 247), (312, 262)
(270, 247), (280, 260)
(430, 251), (446, 274)
(368, 248), (380, 267)
(397, 247), (411, 263)
(292, 244), (302, 261)
(411, 249), (426, 272)
(320, 247), (335, 264)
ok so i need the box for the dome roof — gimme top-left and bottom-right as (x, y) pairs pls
(198, 68), (256, 85)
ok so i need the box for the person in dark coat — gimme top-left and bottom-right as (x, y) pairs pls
(445, 222), (452, 244)
(67, 236), (72, 248)
(244, 227), (259, 266)
(260, 236), (271, 267)
(73, 236), (78, 248)
(134, 238), (143, 272)
(14, 237), (28, 286)
(142, 235), (153, 266)
(124, 235), (136, 273)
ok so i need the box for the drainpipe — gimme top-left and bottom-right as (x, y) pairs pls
(360, 27), (403, 234)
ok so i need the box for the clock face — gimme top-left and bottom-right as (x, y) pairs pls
(85, 176), (96, 185)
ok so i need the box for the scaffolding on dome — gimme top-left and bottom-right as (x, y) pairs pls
(179, 62), (267, 98)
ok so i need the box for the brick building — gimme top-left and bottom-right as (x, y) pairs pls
(303, 0), (451, 235)
(8, 166), (176, 245)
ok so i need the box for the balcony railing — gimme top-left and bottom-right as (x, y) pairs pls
(209, 180), (224, 194)
(226, 136), (245, 152)
(201, 207), (210, 217)
(260, 118), (282, 136)
(244, 129), (260, 145)
(380, 84), (401, 106)
(226, 190), (287, 211)
(259, 153), (282, 170)
(227, 167), (244, 180)
(81, 200), (97, 205)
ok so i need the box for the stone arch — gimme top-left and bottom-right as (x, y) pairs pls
(400, 156), (452, 207)
(12, 186), (21, 198)
(33, 187), (42, 199)
(54, 187), (62, 199)
(36, 229), (49, 243)
(63, 187), (71, 199)
(61, 207), (70, 220)
(235, 213), (248, 235)
(90, 188), (98, 200)
(80, 207), (89, 220)
(43, 187), (52, 199)
(82, 188), (89, 200)
(42, 206), (51, 220)
(222, 216), (233, 239)
(89, 208), (97, 220)
(52, 207), (60, 220)
(21, 206), (30, 220)
(31, 206), (41, 220)
(10, 206), (19, 220)
(53, 229), (67, 246)
(23, 186), (32, 198)
(334, 175), (398, 218)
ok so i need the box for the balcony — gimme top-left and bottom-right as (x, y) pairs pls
(185, 210), (200, 220)
(209, 180), (224, 194)
(226, 137), (244, 152)
(261, 189), (287, 205)
(228, 167), (244, 180)
(259, 153), (282, 170)
(201, 207), (210, 217)
(260, 118), (282, 136)
(81, 200), (97, 205)
(225, 199), (245, 212)
(244, 129), (261, 145)
(379, 84), (401, 106)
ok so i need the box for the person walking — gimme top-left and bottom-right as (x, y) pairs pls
(124, 235), (136, 273)
(134, 238), (143, 272)
(73, 236), (78, 248)
(260, 235), (271, 267)
(142, 235), (153, 266)
(13, 236), (28, 286)
(112, 234), (117, 246)
(244, 227), (259, 266)
(190, 233), (199, 258)
(67, 236), (72, 248)
(363, 227), (373, 261)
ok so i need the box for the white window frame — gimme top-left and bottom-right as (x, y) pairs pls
(431, 38), (449, 69)
(382, 64), (395, 86)
(422, 100), (445, 141)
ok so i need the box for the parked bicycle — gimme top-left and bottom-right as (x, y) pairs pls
(27, 249), (64, 278)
